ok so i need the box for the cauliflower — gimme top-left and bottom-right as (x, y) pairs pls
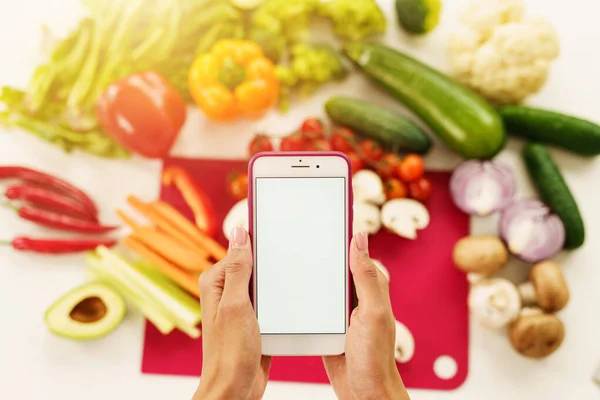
(448, 0), (560, 104)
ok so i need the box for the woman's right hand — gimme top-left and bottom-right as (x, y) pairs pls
(323, 232), (411, 400)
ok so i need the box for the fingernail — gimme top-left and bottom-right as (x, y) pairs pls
(230, 226), (247, 248)
(356, 232), (368, 252)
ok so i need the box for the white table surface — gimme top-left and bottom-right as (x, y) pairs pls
(1, 0), (599, 398)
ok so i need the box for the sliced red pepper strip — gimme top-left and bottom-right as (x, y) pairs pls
(0, 166), (98, 218)
(162, 166), (218, 238)
(5, 185), (97, 221)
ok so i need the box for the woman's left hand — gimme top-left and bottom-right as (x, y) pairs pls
(193, 226), (271, 400)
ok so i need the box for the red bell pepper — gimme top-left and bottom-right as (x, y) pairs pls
(96, 71), (187, 159)
(162, 166), (217, 238)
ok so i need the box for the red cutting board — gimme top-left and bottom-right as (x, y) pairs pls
(141, 157), (470, 391)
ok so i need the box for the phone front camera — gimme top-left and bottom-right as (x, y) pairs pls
(299, 159), (302, 162)
(316, 165), (320, 168)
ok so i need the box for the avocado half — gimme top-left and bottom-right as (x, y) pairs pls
(44, 282), (126, 340)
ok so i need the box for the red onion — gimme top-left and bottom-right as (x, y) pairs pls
(450, 160), (516, 216)
(500, 199), (565, 263)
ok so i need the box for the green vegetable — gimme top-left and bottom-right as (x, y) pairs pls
(2, 0), (243, 158)
(344, 42), (505, 159)
(230, 0), (265, 10)
(248, 27), (286, 62)
(0, 87), (128, 158)
(87, 247), (202, 338)
(252, 0), (318, 44)
(522, 143), (585, 249)
(395, 0), (442, 34)
(44, 282), (126, 341)
(276, 44), (346, 112)
(319, 0), (387, 40)
(499, 106), (600, 157)
(325, 97), (432, 154)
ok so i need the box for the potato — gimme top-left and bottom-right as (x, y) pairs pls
(452, 235), (509, 275)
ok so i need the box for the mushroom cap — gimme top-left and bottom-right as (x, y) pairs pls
(353, 202), (382, 235)
(509, 308), (565, 358)
(372, 259), (390, 282)
(453, 235), (509, 275)
(469, 278), (521, 329)
(394, 320), (415, 363)
(380, 199), (430, 240)
(530, 261), (570, 312)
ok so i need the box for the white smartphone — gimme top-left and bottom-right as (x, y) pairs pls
(248, 151), (352, 356)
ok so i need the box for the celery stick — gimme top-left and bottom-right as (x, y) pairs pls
(87, 255), (175, 334)
(95, 247), (201, 327)
(89, 251), (201, 338)
(131, 263), (202, 325)
(86, 253), (177, 327)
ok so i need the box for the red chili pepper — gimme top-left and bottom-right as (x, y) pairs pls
(162, 166), (217, 237)
(0, 166), (98, 218)
(12, 205), (117, 234)
(5, 185), (97, 222)
(2, 237), (117, 254)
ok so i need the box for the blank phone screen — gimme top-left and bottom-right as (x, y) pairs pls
(255, 177), (346, 335)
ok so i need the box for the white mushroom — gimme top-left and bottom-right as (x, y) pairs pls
(353, 202), (382, 235)
(381, 199), (430, 240)
(469, 278), (522, 329)
(395, 320), (415, 363)
(372, 259), (389, 282)
(353, 170), (385, 205)
(222, 198), (249, 240)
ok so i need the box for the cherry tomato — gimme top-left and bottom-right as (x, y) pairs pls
(376, 153), (403, 179)
(330, 127), (357, 153)
(228, 172), (249, 201)
(397, 154), (425, 182)
(309, 138), (332, 151)
(248, 134), (274, 157)
(280, 133), (307, 151)
(409, 177), (433, 202)
(300, 118), (325, 140)
(359, 140), (384, 163)
(385, 178), (408, 200)
(347, 152), (365, 173)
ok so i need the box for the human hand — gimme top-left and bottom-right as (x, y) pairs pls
(323, 232), (410, 400)
(193, 226), (271, 400)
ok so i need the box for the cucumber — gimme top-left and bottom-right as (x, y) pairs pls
(522, 143), (585, 249)
(499, 105), (600, 157)
(325, 97), (432, 154)
(343, 42), (505, 160)
(395, 0), (441, 34)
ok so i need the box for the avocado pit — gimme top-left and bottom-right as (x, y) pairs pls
(70, 297), (108, 323)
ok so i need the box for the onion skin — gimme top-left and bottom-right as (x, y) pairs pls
(450, 160), (516, 216)
(500, 199), (565, 263)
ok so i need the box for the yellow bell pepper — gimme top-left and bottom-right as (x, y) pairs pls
(188, 39), (280, 121)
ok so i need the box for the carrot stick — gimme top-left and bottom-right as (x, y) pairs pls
(131, 227), (213, 273)
(126, 196), (208, 255)
(151, 200), (227, 261)
(117, 209), (141, 231)
(123, 236), (200, 297)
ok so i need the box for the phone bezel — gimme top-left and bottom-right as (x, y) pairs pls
(248, 151), (353, 356)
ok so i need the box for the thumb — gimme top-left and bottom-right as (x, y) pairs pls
(220, 226), (253, 301)
(350, 232), (388, 308)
